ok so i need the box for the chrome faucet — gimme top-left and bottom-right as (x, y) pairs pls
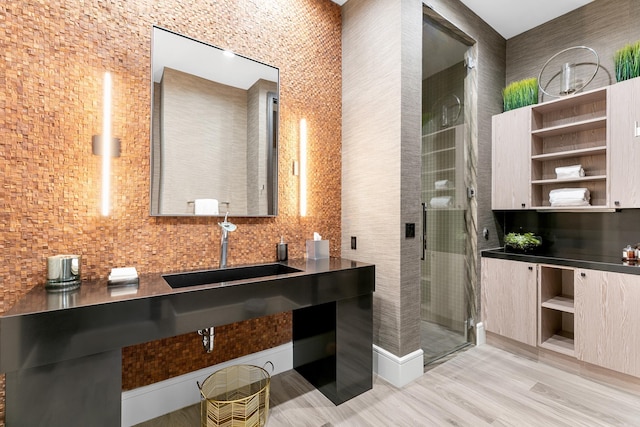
(218, 212), (237, 268)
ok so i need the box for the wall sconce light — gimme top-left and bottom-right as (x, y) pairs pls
(299, 118), (307, 217)
(92, 72), (121, 216)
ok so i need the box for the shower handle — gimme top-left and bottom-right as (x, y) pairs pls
(421, 202), (427, 260)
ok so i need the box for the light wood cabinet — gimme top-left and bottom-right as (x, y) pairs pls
(575, 269), (640, 377)
(609, 77), (640, 208)
(483, 256), (640, 379)
(492, 86), (611, 210)
(492, 79), (640, 209)
(491, 107), (531, 209)
(481, 258), (537, 346)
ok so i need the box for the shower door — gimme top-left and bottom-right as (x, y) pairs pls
(420, 10), (476, 364)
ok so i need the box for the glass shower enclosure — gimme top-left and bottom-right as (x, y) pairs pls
(420, 10), (475, 364)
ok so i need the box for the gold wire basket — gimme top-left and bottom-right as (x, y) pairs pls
(199, 364), (271, 427)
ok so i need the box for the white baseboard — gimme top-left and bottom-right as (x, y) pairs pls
(121, 342), (293, 426)
(372, 344), (424, 388)
(476, 322), (486, 346)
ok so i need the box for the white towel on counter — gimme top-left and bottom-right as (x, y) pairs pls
(430, 196), (452, 208)
(555, 165), (585, 179)
(549, 188), (590, 207)
(194, 198), (219, 215)
(435, 179), (451, 190)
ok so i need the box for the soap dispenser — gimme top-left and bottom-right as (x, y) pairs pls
(277, 236), (288, 261)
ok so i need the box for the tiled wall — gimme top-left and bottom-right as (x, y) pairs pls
(0, 0), (341, 421)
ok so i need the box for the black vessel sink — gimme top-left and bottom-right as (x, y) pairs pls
(163, 263), (302, 288)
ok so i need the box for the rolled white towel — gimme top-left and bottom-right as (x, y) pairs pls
(549, 188), (590, 207)
(556, 165), (585, 179)
(435, 179), (451, 190)
(430, 196), (452, 208)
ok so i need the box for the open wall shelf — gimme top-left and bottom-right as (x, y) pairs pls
(538, 265), (575, 356)
(530, 87), (608, 209)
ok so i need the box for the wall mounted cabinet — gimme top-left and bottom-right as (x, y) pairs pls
(609, 77), (640, 208)
(492, 86), (617, 210)
(491, 107), (531, 209)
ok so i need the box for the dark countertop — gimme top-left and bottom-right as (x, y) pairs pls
(482, 248), (640, 275)
(0, 257), (375, 373)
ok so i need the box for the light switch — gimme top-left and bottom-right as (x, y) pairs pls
(405, 223), (415, 238)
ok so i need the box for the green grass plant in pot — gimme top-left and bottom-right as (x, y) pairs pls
(502, 78), (538, 112)
(504, 232), (542, 253)
(614, 40), (640, 82)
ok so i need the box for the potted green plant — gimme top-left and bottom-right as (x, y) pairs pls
(502, 78), (538, 112)
(614, 40), (640, 82)
(504, 232), (542, 253)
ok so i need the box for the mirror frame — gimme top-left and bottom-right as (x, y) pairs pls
(149, 25), (279, 217)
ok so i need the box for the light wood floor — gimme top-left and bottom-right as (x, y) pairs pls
(135, 344), (640, 426)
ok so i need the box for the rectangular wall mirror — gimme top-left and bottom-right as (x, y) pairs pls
(150, 26), (279, 217)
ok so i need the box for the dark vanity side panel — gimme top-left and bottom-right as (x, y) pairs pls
(6, 349), (122, 427)
(291, 263), (375, 404)
(292, 293), (373, 405)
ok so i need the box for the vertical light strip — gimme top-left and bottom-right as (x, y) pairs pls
(299, 118), (307, 217)
(101, 72), (112, 216)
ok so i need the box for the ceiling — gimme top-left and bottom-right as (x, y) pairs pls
(332, 0), (594, 39)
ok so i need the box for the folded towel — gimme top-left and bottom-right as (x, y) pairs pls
(549, 188), (590, 201)
(109, 267), (138, 281)
(556, 165), (585, 180)
(550, 199), (591, 207)
(549, 188), (590, 207)
(435, 179), (451, 190)
(430, 196), (452, 208)
(194, 198), (219, 215)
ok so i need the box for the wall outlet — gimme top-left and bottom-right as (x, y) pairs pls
(351, 236), (357, 250)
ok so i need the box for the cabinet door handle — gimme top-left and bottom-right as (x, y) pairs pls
(581, 272), (586, 277)
(528, 266), (533, 271)
(521, 203), (526, 208)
